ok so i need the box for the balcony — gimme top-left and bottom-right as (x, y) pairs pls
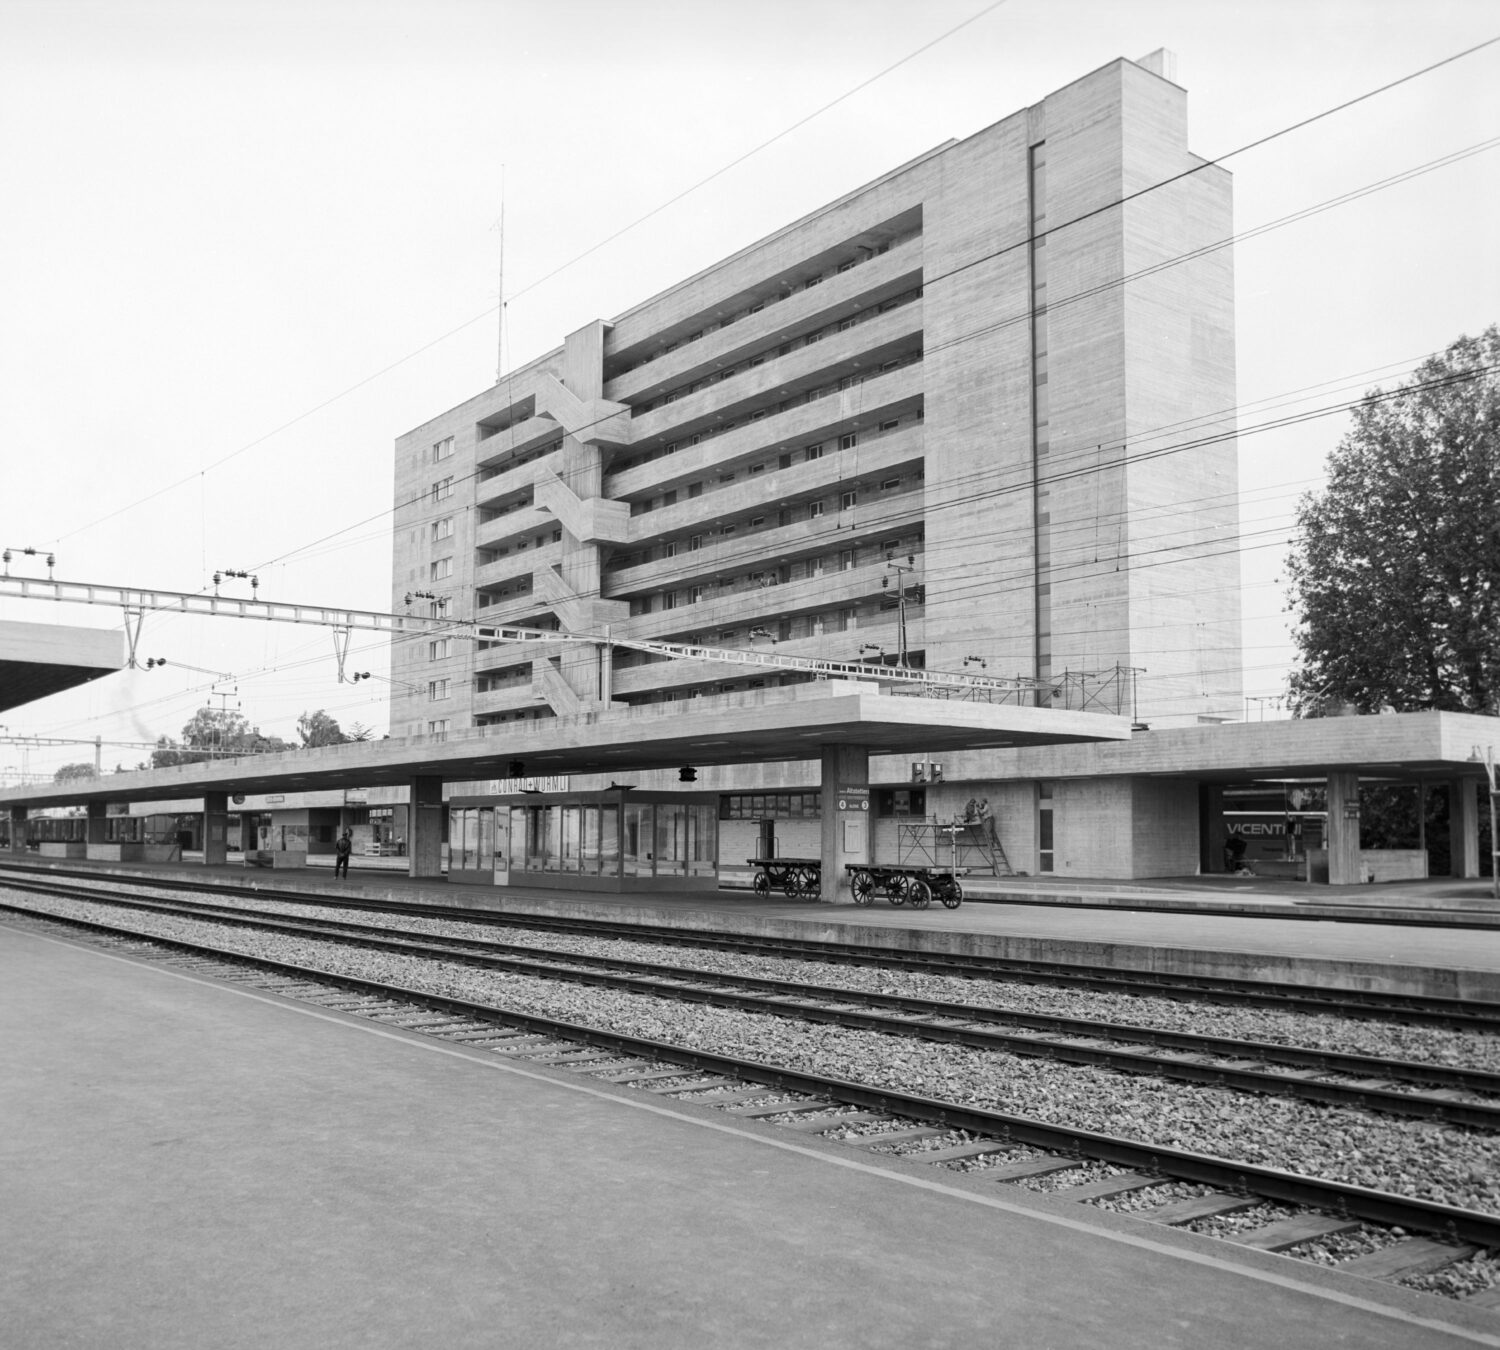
(604, 235), (923, 406)
(607, 490), (925, 602)
(606, 360), (925, 504)
(475, 540), (560, 589)
(622, 300), (923, 451)
(473, 681), (547, 718)
(476, 412), (563, 462)
(616, 423), (924, 553)
(607, 555), (917, 643)
(476, 447), (561, 507)
(475, 507), (554, 552)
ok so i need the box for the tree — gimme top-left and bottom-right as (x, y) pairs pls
(53, 762), (98, 784)
(1286, 325), (1500, 715)
(151, 707), (290, 768)
(297, 709), (348, 748)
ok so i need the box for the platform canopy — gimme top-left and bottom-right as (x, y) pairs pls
(0, 681), (1130, 808)
(978, 711), (1500, 784)
(0, 620), (125, 714)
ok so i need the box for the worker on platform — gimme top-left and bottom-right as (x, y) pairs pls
(334, 829), (353, 879)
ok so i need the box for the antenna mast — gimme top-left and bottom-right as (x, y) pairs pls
(496, 164), (506, 382)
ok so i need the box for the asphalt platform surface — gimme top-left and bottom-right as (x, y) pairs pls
(5, 925), (1497, 1349)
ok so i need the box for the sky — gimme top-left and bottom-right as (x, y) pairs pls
(1, 0), (1496, 781)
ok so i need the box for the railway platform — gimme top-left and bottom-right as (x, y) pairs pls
(2, 854), (1497, 1003)
(4, 923), (1494, 1350)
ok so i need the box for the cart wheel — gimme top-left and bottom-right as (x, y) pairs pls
(753, 871), (771, 896)
(885, 874), (907, 906)
(906, 878), (932, 909)
(799, 868), (822, 899)
(850, 870), (875, 906)
(780, 869), (799, 896)
(940, 878), (963, 909)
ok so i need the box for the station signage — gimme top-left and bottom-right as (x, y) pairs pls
(836, 785), (869, 812)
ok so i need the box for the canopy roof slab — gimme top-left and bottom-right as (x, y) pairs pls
(0, 682), (1130, 810)
(975, 711), (1500, 785)
(0, 621), (125, 714)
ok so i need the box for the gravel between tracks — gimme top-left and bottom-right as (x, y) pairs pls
(12, 889), (1500, 1219)
(46, 883), (1500, 1071)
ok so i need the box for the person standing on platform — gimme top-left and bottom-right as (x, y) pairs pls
(334, 829), (353, 879)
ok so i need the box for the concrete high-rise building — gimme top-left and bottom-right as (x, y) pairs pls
(391, 51), (1240, 749)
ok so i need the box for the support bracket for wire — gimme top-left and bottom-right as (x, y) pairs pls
(122, 607), (145, 668)
(332, 625), (353, 682)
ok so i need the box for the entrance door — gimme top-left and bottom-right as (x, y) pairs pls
(492, 807), (511, 887)
(759, 819), (778, 859)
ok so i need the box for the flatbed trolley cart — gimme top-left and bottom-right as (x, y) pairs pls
(845, 862), (965, 909)
(747, 857), (822, 899)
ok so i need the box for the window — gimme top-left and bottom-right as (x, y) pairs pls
(690, 585), (705, 604)
(840, 490), (857, 512)
(881, 478), (901, 491)
(837, 259), (857, 273)
(778, 452), (793, 470)
(879, 419), (900, 432)
(749, 515), (765, 529)
(662, 489), (678, 506)
(429, 638), (451, 661)
(431, 476), (454, 502)
(882, 538), (903, 554)
(688, 482), (703, 498)
(664, 541), (678, 558)
(428, 679), (451, 701)
(808, 501), (824, 519)
(875, 788), (926, 817)
(663, 592), (678, 610)
(431, 517), (454, 542)
(432, 436), (454, 463)
(430, 557), (453, 581)
(427, 719), (450, 738)
(748, 463), (764, 476)
(839, 432), (858, 451)
(803, 275), (821, 289)
(689, 534), (702, 551)
(805, 443), (823, 461)
(429, 597), (451, 619)
(839, 548), (857, 571)
(838, 317), (856, 331)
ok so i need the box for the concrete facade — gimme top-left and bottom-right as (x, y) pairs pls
(390, 53), (1240, 744)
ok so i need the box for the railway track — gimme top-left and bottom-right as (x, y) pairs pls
(4, 886), (1500, 1318)
(1, 861), (1495, 1030)
(6, 880), (1500, 1130)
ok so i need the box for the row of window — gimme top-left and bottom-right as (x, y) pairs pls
(611, 350), (923, 485)
(611, 230), (916, 377)
(621, 411), (922, 525)
(630, 287), (922, 417)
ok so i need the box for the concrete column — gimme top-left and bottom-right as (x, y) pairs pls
(202, 791), (229, 867)
(1324, 772), (1362, 885)
(8, 806), (26, 854)
(86, 801), (108, 845)
(819, 744), (871, 903)
(408, 776), (445, 878)
(1451, 778), (1480, 879)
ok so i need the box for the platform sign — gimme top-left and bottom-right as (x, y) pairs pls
(836, 786), (869, 813)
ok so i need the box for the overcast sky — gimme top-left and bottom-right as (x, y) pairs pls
(1, 0), (1496, 780)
